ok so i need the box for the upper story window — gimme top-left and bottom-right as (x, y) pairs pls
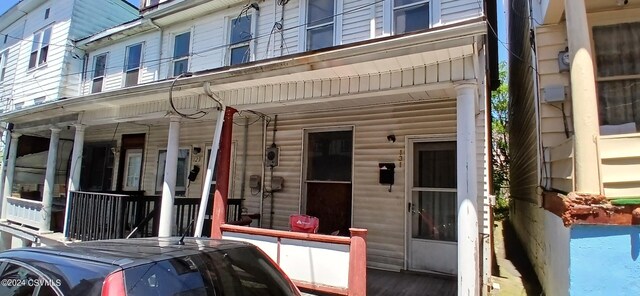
(0, 50), (8, 82)
(306, 0), (335, 51)
(593, 22), (640, 134)
(92, 53), (107, 93)
(124, 43), (143, 87)
(172, 31), (190, 77)
(393, 0), (430, 34)
(44, 8), (50, 20)
(28, 26), (52, 69)
(229, 16), (252, 66)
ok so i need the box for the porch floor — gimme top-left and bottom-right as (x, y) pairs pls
(367, 268), (456, 296)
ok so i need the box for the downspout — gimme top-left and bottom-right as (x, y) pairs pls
(259, 116), (267, 227)
(269, 115), (278, 229)
(239, 117), (249, 200)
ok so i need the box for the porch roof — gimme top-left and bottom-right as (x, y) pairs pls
(3, 18), (486, 127)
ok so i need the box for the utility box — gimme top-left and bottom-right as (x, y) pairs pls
(542, 85), (567, 103)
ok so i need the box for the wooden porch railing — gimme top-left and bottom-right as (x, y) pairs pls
(220, 224), (367, 296)
(65, 191), (159, 241)
(66, 191), (244, 241)
(5, 197), (44, 230)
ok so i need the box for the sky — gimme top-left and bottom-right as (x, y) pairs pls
(1, 0), (508, 62)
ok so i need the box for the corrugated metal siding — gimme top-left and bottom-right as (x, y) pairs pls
(264, 100), (457, 270)
(508, 0), (538, 204)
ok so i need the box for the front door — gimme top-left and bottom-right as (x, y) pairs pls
(304, 129), (353, 235)
(407, 140), (457, 274)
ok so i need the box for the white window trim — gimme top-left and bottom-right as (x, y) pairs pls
(123, 42), (144, 87)
(28, 25), (53, 70)
(224, 12), (257, 66)
(91, 52), (108, 93)
(155, 147), (191, 194)
(383, 0), (436, 35)
(0, 49), (8, 82)
(298, 0), (343, 52)
(170, 29), (193, 77)
(123, 149), (143, 191)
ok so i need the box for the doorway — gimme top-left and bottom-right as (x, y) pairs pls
(407, 139), (457, 274)
(303, 128), (353, 236)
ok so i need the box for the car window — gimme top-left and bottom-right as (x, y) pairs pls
(0, 262), (60, 296)
(123, 246), (298, 296)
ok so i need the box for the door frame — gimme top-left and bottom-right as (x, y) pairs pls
(404, 134), (456, 271)
(299, 125), (356, 226)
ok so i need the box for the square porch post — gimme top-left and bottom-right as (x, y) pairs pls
(456, 83), (479, 296)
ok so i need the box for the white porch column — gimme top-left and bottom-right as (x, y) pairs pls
(159, 115), (181, 237)
(455, 84), (479, 296)
(63, 124), (85, 237)
(41, 127), (61, 232)
(0, 126), (11, 216)
(564, 0), (601, 194)
(1, 132), (20, 220)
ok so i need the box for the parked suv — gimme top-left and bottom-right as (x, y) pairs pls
(0, 237), (300, 296)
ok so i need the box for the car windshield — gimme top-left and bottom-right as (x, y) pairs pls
(124, 246), (298, 296)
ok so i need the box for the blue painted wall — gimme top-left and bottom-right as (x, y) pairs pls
(570, 225), (640, 295)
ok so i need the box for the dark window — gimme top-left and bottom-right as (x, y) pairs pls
(306, 0), (334, 50)
(44, 8), (50, 19)
(125, 43), (142, 87)
(80, 143), (116, 191)
(173, 32), (190, 76)
(29, 27), (52, 69)
(306, 130), (353, 181)
(593, 22), (640, 133)
(155, 149), (189, 194)
(393, 0), (430, 34)
(413, 141), (456, 188)
(229, 16), (252, 65)
(92, 53), (107, 93)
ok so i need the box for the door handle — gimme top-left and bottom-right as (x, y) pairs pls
(407, 202), (411, 213)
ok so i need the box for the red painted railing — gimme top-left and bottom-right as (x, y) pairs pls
(220, 224), (367, 296)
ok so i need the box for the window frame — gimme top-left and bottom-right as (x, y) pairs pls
(171, 30), (192, 77)
(155, 148), (191, 195)
(91, 52), (108, 94)
(124, 43), (143, 87)
(28, 26), (52, 70)
(226, 14), (255, 66)
(0, 49), (8, 82)
(299, 0), (343, 52)
(589, 15), (640, 134)
(392, 0), (431, 34)
(123, 148), (143, 191)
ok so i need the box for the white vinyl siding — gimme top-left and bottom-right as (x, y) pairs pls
(439, 0), (482, 25)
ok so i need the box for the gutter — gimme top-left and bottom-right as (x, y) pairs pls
(0, 18), (488, 122)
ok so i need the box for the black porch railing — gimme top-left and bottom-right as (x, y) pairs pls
(66, 191), (244, 241)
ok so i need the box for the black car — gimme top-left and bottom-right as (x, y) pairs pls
(0, 237), (301, 296)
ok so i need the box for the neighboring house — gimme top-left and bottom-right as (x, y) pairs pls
(508, 0), (640, 295)
(0, 0), (137, 245)
(0, 0), (498, 294)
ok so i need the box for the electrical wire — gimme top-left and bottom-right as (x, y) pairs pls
(168, 72), (208, 119)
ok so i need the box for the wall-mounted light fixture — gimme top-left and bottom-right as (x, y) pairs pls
(387, 134), (396, 143)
